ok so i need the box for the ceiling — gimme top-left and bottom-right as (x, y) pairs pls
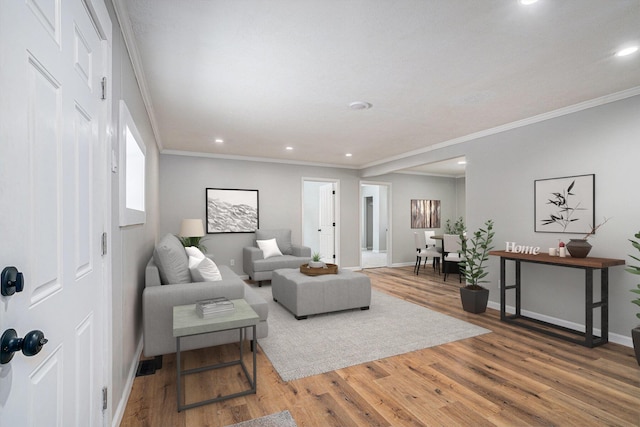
(114, 0), (640, 176)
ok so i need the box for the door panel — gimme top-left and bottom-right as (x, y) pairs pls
(31, 350), (64, 427)
(29, 53), (63, 302)
(75, 104), (93, 277)
(75, 313), (95, 424)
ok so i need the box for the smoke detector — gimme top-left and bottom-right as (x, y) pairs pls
(349, 101), (372, 110)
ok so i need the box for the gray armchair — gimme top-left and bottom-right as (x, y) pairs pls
(243, 229), (312, 286)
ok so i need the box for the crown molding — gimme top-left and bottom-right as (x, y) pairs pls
(361, 86), (640, 171)
(112, 0), (164, 150)
(161, 149), (360, 170)
(395, 170), (466, 179)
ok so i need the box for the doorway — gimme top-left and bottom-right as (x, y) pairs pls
(360, 182), (391, 268)
(365, 197), (374, 250)
(302, 178), (340, 265)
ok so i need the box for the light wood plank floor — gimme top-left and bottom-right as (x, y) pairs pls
(121, 266), (640, 426)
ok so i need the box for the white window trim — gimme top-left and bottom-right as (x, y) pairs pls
(118, 99), (146, 226)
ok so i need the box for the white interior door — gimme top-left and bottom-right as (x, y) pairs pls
(0, 1), (109, 425)
(360, 182), (391, 268)
(319, 183), (335, 263)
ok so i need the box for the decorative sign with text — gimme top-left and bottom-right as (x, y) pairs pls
(505, 241), (540, 255)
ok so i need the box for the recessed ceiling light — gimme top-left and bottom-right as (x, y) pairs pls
(345, 153), (353, 157)
(519, 0), (538, 5)
(457, 160), (467, 165)
(285, 146), (293, 151)
(214, 138), (224, 144)
(349, 101), (372, 110)
(616, 45), (639, 57)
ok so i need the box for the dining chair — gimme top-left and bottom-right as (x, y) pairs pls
(424, 230), (442, 272)
(414, 232), (441, 275)
(442, 234), (463, 282)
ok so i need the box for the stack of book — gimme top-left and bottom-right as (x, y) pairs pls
(195, 297), (235, 318)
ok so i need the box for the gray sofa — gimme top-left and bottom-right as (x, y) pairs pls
(142, 233), (268, 359)
(242, 229), (312, 286)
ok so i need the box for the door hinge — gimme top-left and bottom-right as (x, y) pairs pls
(102, 387), (108, 410)
(333, 222), (336, 227)
(101, 232), (108, 256)
(101, 77), (107, 100)
(332, 190), (335, 195)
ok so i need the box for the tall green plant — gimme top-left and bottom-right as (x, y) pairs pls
(627, 231), (640, 320)
(459, 220), (495, 289)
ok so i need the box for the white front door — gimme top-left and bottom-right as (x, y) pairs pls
(319, 183), (335, 264)
(0, 1), (110, 425)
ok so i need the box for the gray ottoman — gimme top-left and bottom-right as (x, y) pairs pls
(271, 268), (372, 319)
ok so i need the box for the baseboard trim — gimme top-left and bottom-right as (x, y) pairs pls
(112, 336), (144, 427)
(392, 262), (415, 268)
(487, 301), (632, 348)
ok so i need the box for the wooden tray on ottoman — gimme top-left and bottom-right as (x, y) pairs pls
(300, 263), (338, 276)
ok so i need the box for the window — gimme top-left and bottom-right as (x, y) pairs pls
(119, 100), (145, 226)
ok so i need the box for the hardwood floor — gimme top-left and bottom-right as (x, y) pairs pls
(121, 266), (640, 426)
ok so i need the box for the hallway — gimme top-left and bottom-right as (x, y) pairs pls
(361, 250), (387, 268)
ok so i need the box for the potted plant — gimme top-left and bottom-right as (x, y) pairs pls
(445, 217), (465, 235)
(309, 252), (325, 268)
(627, 231), (640, 365)
(458, 219), (494, 314)
(178, 235), (207, 252)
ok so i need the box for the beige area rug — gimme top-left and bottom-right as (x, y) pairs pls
(225, 410), (297, 427)
(253, 285), (491, 382)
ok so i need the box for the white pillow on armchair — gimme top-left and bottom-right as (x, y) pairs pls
(257, 238), (283, 259)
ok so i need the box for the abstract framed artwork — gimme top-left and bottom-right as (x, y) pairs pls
(411, 199), (441, 228)
(534, 174), (595, 234)
(206, 188), (259, 233)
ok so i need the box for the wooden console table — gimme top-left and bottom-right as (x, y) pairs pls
(488, 250), (625, 348)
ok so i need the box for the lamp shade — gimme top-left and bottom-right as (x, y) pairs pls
(179, 219), (205, 237)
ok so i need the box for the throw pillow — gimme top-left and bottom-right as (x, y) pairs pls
(257, 238), (283, 259)
(188, 256), (222, 282)
(153, 233), (191, 284)
(185, 246), (205, 259)
(256, 229), (292, 255)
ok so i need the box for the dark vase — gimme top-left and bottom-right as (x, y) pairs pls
(565, 239), (592, 258)
(459, 286), (489, 314)
(633, 326), (640, 366)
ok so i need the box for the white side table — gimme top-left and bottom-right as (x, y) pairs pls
(173, 299), (259, 412)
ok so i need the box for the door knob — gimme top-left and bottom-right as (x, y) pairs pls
(1, 329), (48, 364)
(1, 267), (24, 296)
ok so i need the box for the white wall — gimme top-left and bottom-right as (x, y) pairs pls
(382, 173), (459, 263)
(158, 156), (362, 270)
(107, 1), (160, 422)
(461, 94), (640, 343)
(456, 177), (466, 220)
(158, 155), (460, 271)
